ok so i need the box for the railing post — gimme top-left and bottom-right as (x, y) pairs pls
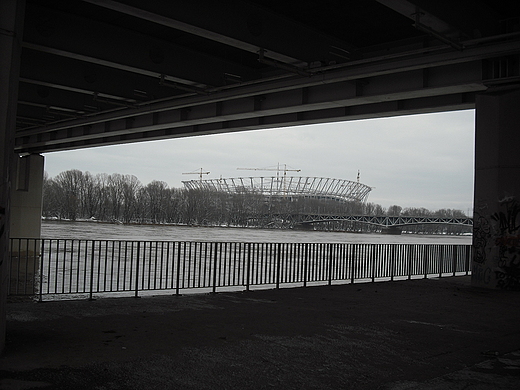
(276, 243), (281, 289)
(245, 243), (251, 291)
(328, 244), (333, 286)
(212, 242), (219, 293)
(390, 245), (396, 282)
(303, 243), (308, 288)
(39, 239), (45, 302)
(452, 245), (457, 276)
(465, 246), (471, 275)
(407, 245), (413, 280)
(439, 245), (444, 279)
(175, 242), (181, 296)
(89, 240), (95, 301)
(423, 245), (428, 279)
(135, 241), (140, 298)
(370, 244), (376, 283)
(350, 245), (356, 284)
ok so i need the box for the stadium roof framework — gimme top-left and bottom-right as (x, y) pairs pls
(182, 176), (372, 203)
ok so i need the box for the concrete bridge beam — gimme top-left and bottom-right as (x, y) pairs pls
(472, 88), (520, 289)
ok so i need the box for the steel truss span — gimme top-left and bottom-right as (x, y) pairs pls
(183, 176), (372, 203)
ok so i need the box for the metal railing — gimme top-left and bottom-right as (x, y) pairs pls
(8, 238), (472, 301)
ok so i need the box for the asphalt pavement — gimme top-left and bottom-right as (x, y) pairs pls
(1, 276), (520, 389)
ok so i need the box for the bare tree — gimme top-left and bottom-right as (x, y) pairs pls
(42, 172), (60, 219)
(80, 171), (100, 219)
(121, 175), (142, 223)
(142, 181), (170, 223)
(52, 170), (84, 220)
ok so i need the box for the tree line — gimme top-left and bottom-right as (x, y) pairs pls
(42, 169), (471, 234)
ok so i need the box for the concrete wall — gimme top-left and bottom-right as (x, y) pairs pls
(472, 88), (520, 289)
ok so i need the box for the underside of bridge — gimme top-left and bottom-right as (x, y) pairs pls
(10, 0), (520, 153)
(2, 0), (520, 351)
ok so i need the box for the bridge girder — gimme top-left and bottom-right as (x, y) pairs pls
(14, 48), (496, 153)
(14, 0), (520, 154)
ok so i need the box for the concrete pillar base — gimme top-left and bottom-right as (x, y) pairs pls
(381, 227), (402, 235)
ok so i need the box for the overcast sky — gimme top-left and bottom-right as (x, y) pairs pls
(43, 109), (475, 213)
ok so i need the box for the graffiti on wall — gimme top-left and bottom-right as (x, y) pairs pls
(491, 197), (520, 290)
(473, 212), (491, 265)
(472, 203), (493, 285)
(473, 196), (520, 289)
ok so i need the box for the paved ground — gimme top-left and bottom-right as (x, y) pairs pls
(1, 277), (520, 389)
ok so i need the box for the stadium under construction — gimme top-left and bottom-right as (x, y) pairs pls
(182, 176), (372, 203)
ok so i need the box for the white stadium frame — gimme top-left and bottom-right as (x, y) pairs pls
(183, 176), (372, 203)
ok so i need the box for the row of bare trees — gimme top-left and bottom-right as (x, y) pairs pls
(43, 170), (470, 234)
(44, 170), (184, 224)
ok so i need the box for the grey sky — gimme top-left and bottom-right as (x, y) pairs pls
(43, 109), (475, 213)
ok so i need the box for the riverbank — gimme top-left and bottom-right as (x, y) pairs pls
(41, 219), (472, 245)
(1, 276), (519, 389)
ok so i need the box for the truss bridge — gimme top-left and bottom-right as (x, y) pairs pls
(279, 214), (473, 228)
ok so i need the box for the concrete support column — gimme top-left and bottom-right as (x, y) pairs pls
(472, 88), (520, 289)
(8, 154), (44, 297)
(10, 154), (45, 239)
(0, 0), (26, 353)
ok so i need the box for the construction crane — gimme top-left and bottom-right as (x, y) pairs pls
(356, 170), (375, 191)
(237, 163), (300, 175)
(237, 163), (301, 195)
(182, 168), (210, 181)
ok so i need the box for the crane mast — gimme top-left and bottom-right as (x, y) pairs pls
(182, 168), (210, 181)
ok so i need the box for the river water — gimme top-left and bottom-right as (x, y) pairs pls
(41, 220), (472, 245)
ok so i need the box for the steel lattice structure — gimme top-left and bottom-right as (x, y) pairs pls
(182, 176), (372, 203)
(292, 214), (473, 227)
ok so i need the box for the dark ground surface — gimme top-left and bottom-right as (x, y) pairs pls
(1, 276), (520, 389)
